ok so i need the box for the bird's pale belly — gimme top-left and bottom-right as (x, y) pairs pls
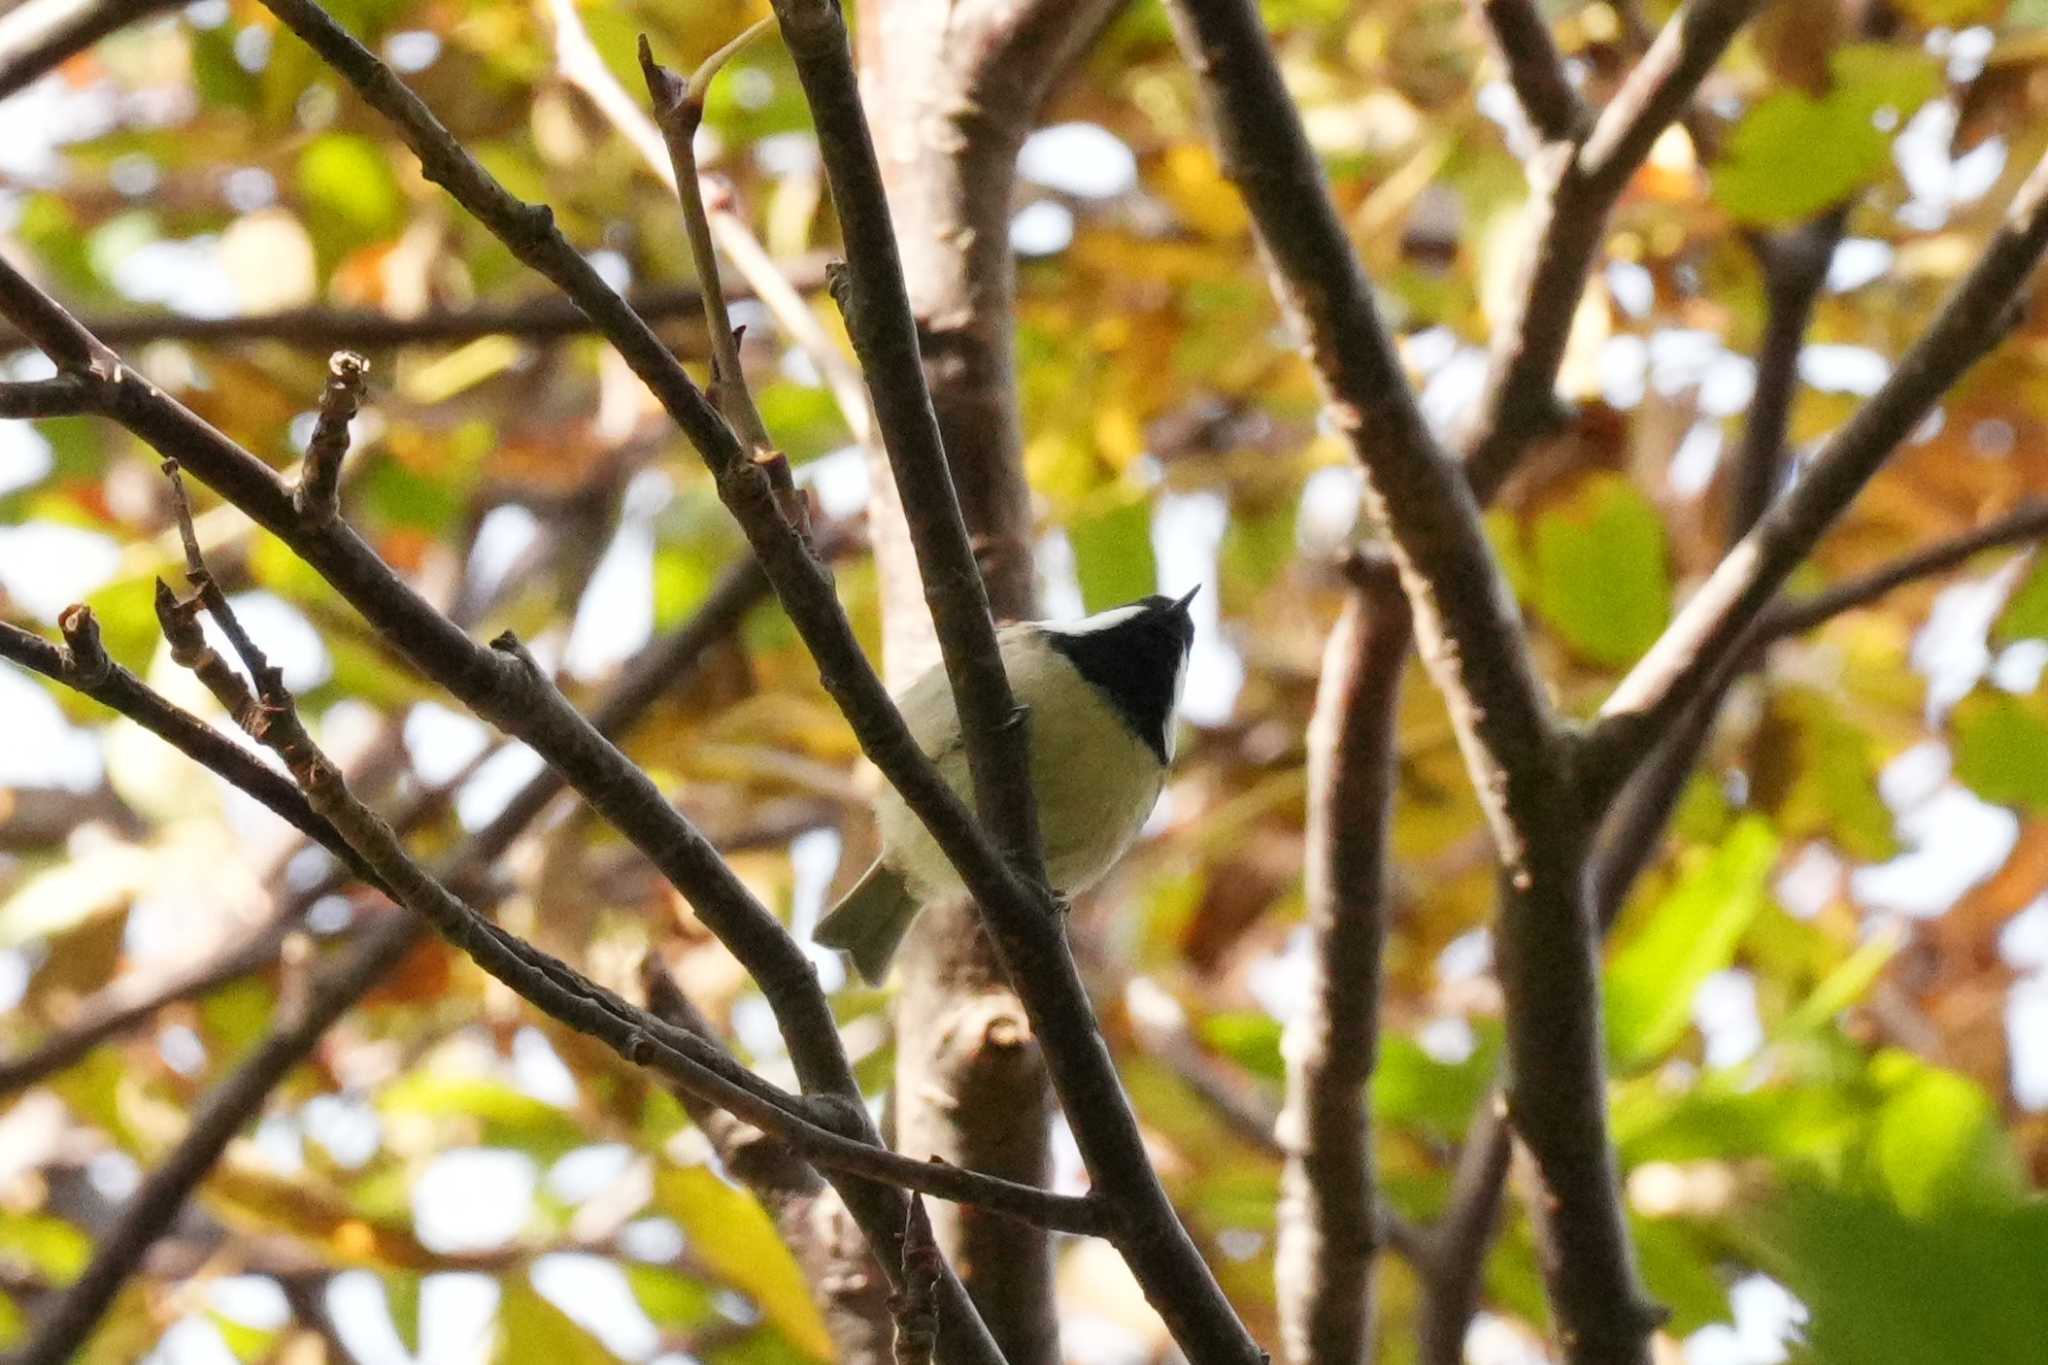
(876, 688), (1165, 901)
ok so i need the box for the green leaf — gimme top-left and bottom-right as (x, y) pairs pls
(1532, 473), (1670, 666)
(652, 1167), (832, 1359)
(1994, 558), (2048, 645)
(295, 134), (404, 248)
(1748, 1186), (2048, 1365)
(752, 383), (850, 465)
(1197, 1010), (1284, 1082)
(1068, 496), (1159, 612)
(1615, 1074), (1864, 1167)
(1712, 45), (1941, 226)
(1371, 1024), (1504, 1139)
(1867, 1051), (2021, 1215)
(379, 1272), (423, 1354)
(1605, 818), (1778, 1068)
(494, 1280), (618, 1364)
(1951, 691), (2048, 808)
(1632, 1215), (1731, 1335)
(622, 1262), (717, 1332)
(378, 1075), (587, 1160)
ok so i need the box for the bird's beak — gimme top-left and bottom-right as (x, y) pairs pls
(1172, 585), (1200, 615)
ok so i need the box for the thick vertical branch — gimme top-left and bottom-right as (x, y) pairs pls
(853, 3), (1117, 1360)
(1275, 559), (1410, 1365)
(1164, 4), (1659, 1359)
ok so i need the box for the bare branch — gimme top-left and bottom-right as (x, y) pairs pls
(0, 272), (831, 352)
(1416, 1104), (1514, 1365)
(541, 0), (874, 450)
(1758, 500), (2048, 641)
(2, 546), (787, 1356)
(0, 607), (377, 884)
(1163, 5), (1658, 1357)
(641, 960), (897, 1363)
(1727, 210), (1849, 544)
(0, 375), (90, 417)
(892, 1199), (944, 1365)
(773, 0), (1045, 883)
(0, 0), (177, 101)
(772, 6), (1263, 1359)
(637, 27), (778, 459)
(854, 3), (1117, 1357)
(1275, 558), (1410, 1365)
(14, 914), (423, 1365)
(293, 350), (369, 523)
(1461, 0), (1762, 500)
(7, 122), (1002, 1358)
(1473, 0), (1587, 144)
(1589, 151), (2048, 804)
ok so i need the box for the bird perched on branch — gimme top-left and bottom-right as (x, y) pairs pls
(816, 589), (1199, 983)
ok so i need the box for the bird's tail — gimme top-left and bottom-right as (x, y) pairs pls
(814, 861), (919, 985)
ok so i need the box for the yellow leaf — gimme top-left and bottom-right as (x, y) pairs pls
(653, 1165), (832, 1359)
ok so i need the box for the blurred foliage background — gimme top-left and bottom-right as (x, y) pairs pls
(0, 0), (2046, 1362)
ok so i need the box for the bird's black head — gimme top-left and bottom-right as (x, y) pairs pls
(1044, 587), (1198, 763)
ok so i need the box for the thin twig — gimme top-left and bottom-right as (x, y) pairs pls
(891, 1198), (943, 1365)
(1416, 1103), (1514, 1365)
(0, 607), (380, 886)
(294, 350), (369, 522)
(0, 271), (831, 351)
(1461, 0), (1763, 501)
(638, 24), (778, 459)
(1274, 557), (1411, 1365)
(542, 0), (874, 450)
(1757, 500), (2048, 641)
(0, 0), (178, 100)
(1589, 151), (2048, 804)
(773, 0), (1045, 881)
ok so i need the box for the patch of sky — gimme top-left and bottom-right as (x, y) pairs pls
(1018, 123), (1138, 199)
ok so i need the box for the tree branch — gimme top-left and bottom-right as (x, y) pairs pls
(1164, 5), (1657, 1358)
(1588, 151), (2048, 804)
(0, 271), (831, 352)
(9, 97), (1012, 1350)
(1275, 557), (1410, 1365)
(640, 959), (897, 1364)
(1756, 500), (2048, 641)
(769, 7), (1263, 1360)
(0, 607), (380, 885)
(0, 375), (91, 417)
(772, 0), (1044, 883)
(1415, 1103), (1514, 1365)
(1461, 0), (1762, 501)
(0, 0), (178, 101)
(1474, 0), (1587, 144)
(1726, 210), (1849, 542)
(852, 2), (1117, 1358)
(13, 912), (424, 1365)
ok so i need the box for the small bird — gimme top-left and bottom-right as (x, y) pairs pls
(816, 588), (1199, 983)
